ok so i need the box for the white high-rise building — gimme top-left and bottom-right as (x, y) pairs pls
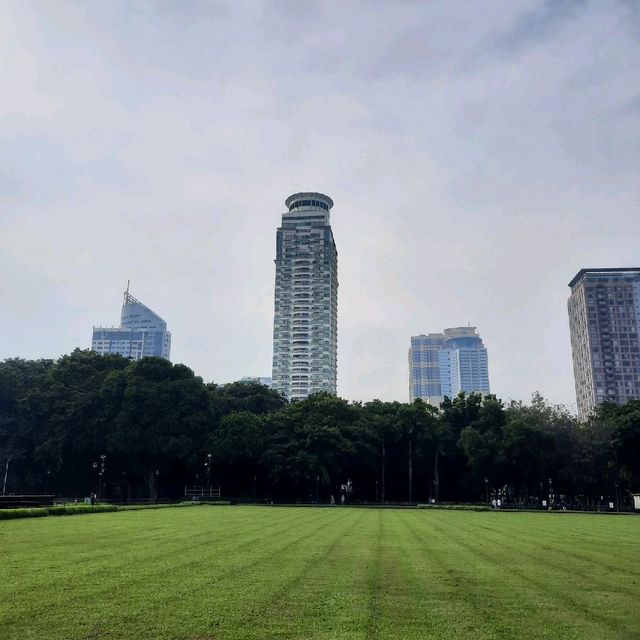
(271, 192), (338, 400)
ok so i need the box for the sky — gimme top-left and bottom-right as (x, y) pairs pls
(1, 1), (639, 409)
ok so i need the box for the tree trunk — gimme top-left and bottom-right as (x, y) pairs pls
(146, 470), (155, 501)
(381, 440), (386, 503)
(408, 436), (413, 503)
(2, 457), (11, 496)
(433, 448), (439, 502)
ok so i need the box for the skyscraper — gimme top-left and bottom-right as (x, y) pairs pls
(409, 333), (444, 405)
(409, 327), (490, 405)
(271, 192), (338, 400)
(92, 286), (171, 361)
(568, 268), (640, 421)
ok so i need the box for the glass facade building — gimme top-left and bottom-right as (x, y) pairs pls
(409, 327), (490, 405)
(568, 268), (640, 421)
(409, 333), (444, 405)
(92, 288), (171, 361)
(271, 192), (338, 400)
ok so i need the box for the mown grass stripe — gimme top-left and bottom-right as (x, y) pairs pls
(426, 511), (635, 639)
(1, 507), (638, 640)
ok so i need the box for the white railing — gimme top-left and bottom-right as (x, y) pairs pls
(184, 485), (221, 499)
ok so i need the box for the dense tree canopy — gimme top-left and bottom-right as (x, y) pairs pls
(1, 350), (638, 507)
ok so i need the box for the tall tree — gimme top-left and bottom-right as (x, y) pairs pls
(107, 358), (210, 498)
(600, 400), (640, 494)
(261, 393), (363, 501)
(211, 411), (265, 497)
(0, 358), (53, 492)
(457, 395), (507, 499)
(207, 381), (286, 421)
(361, 400), (402, 502)
(397, 400), (439, 502)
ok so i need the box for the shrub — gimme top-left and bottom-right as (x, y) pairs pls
(417, 504), (491, 512)
(119, 502), (201, 511)
(0, 504), (119, 520)
(0, 501), (221, 521)
(57, 504), (118, 515)
(0, 507), (49, 520)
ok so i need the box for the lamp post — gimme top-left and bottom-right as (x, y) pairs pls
(548, 477), (553, 510)
(121, 470), (127, 503)
(484, 477), (489, 504)
(206, 453), (212, 496)
(154, 469), (159, 504)
(92, 461), (98, 498)
(375, 479), (379, 504)
(98, 455), (106, 501)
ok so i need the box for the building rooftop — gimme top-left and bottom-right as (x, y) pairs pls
(568, 268), (640, 289)
(285, 192), (334, 211)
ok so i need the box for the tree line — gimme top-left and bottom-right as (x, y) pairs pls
(1, 350), (639, 506)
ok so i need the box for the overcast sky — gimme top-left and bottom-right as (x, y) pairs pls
(1, 1), (639, 409)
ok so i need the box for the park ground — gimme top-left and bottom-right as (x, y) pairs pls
(1, 506), (639, 640)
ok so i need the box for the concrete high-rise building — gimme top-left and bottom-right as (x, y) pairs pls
(271, 192), (338, 400)
(409, 327), (490, 405)
(568, 268), (640, 421)
(92, 286), (171, 361)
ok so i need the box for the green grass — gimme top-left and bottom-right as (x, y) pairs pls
(1, 506), (638, 639)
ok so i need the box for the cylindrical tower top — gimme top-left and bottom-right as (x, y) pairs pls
(285, 192), (334, 212)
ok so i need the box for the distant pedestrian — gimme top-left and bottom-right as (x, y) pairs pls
(340, 494), (345, 505)
(496, 498), (502, 509)
(491, 498), (497, 509)
(330, 495), (335, 505)
(90, 493), (96, 506)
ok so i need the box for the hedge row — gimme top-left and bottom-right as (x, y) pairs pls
(119, 502), (203, 511)
(0, 504), (119, 520)
(0, 501), (231, 521)
(417, 504), (491, 512)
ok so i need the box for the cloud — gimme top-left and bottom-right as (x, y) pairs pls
(1, 0), (638, 408)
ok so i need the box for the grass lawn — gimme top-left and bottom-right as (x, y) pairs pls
(1, 506), (639, 640)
